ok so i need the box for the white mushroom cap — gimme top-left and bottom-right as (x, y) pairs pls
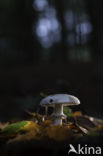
(40, 94), (80, 106)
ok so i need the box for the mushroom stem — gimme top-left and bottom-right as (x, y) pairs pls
(45, 106), (48, 116)
(53, 116), (62, 126)
(54, 104), (63, 115)
(52, 104), (65, 126)
(40, 94), (80, 126)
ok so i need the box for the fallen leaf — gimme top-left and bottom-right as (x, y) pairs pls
(2, 121), (40, 134)
(73, 111), (82, 117)
(40, 120), (53, 127)
(0, 122), (9, 130)
(43, 125), (74, 141)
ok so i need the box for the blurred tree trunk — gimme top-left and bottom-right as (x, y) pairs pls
(86, 0), (103, 59)
(54, 0), (68, 62)
(15, 0), (40, 64)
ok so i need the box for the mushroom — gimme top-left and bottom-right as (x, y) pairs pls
(40, 94), (80, 126)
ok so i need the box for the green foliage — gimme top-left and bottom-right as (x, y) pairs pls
(88, 131), (101, 136)
(63, 107), (73, 117)
(2, 121), (30, 134)
(40, 92), (47, 97)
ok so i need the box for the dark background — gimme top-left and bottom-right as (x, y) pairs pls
(0, 0), (103, 122)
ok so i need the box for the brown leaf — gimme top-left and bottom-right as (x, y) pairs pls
(73, 111), (83, 117)
(74, 116), (96, 131)
(43, 125), (74, 141)
(0, 122), (9, 130)
(8, 130), (39, 143)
